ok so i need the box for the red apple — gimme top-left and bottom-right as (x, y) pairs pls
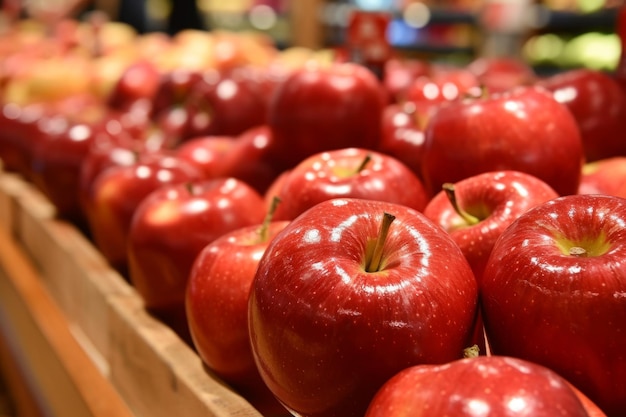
(78, 127), (162, 229)
(0, 101), (48, 179)
(270, 147), (430, 221)
(186, 211), (289, 415)
(263, 169), (290, 212)
(249, 198), (478, 417)
(150, 68), (204, 118)
(381, 57), (430, 103)
(29, 107), (110, 229)
(420, 85), (585, 197)
(84, 153), (204, 275)
(182, 68), (268, 139)
(405, 67), (481, 104)
(423, 170), (559, 283)
(538, 68), (626, 162)
(127, 177), (266, 342)
(174, 135), (236, 178)
(467, 56), (537, 93)
(481, 194), (626, 417)
(106, 59), (162, 113)
(365, 355), (606, 417)
(578, 156), (626, 197)
(149, 68), (205, 146)
(28, 116), (85, 222)
(377, 101), (437, 180)
(211, 124), (282, 195)
(267, 62), (386, 171)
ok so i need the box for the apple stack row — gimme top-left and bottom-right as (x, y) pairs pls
(0, 15), (625, 417)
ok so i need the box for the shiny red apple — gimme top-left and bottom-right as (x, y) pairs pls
(381, 57), (430, 103)
(29, 108), (108, 228)
(365, 355), (606, 417)
(467, 56), (537, 93)
(211, 124), (282, 195)
(186, 211), (289, 416)
(423, 170), (559, 282)
(481, 194), (626, 417)
(538, 68), (626, 162)
(270, 147), (429, 221)
(84, 153), (204, 275)
(249, 197), (478, 417)
(420, 85), (585, 197)
(405, 66), (480, 104)
(106, 59), (162, 113)
(127, 177), (266, 342)
(183, 68), (268, 139)
(578, 156), (626, 197)
(267, 62), (386, 171)
(377, 101), (436, 180)
(174, 135), (236, 178)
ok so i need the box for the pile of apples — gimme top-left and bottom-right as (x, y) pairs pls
(1, 12), (625, 417)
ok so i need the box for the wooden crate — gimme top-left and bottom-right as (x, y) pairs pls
(0, 169), (268, 417)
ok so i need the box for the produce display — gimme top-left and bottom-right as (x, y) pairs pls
(0, 9), (625, 417)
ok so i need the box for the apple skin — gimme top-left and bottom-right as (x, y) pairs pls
(423, 170), (559, 283)
(381, 57), (430, 103)
(127, 177), (266, 342)
(270, 147), (430, 221)
(77, 127), (160, 221)
(377, 101), (434, 180)
(0, 102), (47, 179)
(267, 62), (386, 172)
(578, 156), (626, 197)
(29, 108), (110, 229)
(106, 59), (162, 113)
(84, 153), (205, 276)
(420, 86), (585, 198)
(248, 198), (478, 417)
(405, 67), (480, 104)
(364, 355), (603, 417)
(150, 68), (204, 118)
(481, 194), (626, 417)
(467, 56), (537, 93)
(212, 124), (282, 195)
(174, 135), (236, 178)
(186, 220), (290, 416)
(183, 68), (269, 139)
(538, 68), (626, 162)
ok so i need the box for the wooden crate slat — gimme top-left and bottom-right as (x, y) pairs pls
(0, 227), (136, 417)
(0, 170), (269, 417)
(108, 295), (264, 417)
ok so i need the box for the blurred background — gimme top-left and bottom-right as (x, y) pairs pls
(4, 0), (622, 75)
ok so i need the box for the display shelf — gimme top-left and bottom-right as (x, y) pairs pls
(538, 7), (618, 33)
(0, 170), (272, 417)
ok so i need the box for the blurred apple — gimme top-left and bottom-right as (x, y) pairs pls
(84, 153), (204, 276)
(270, 147), (430, 221)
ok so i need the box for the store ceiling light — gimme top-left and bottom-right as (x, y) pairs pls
(403, 3), (431, 29)
(249, 5), (277, 30)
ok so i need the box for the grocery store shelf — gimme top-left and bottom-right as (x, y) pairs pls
(538, 7), (618, 32)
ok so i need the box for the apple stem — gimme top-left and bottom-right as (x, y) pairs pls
(569, 246), (587, 257)
(443, 183), (480, 225)
(463, 344), (480, 358)
(365, 212), (396, 273)
(184, 182), (195, 195)
(355, 154), (373, 174)
(257, 196), (281, 243)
